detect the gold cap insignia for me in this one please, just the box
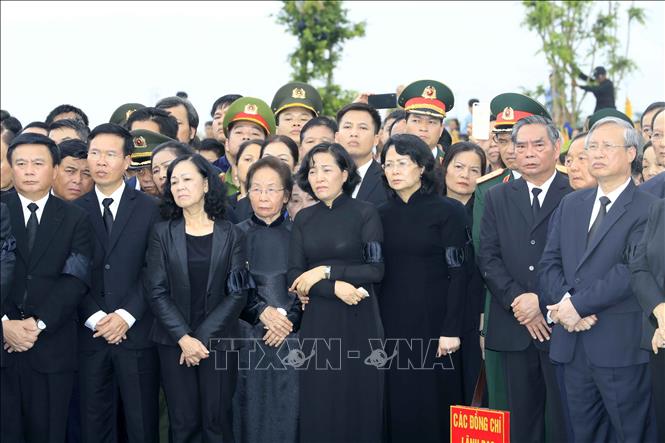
[133,136,146,149]
[422,86,437,99]
[502,107,514,121]
[244,103,258,115]
[292,87,306,99]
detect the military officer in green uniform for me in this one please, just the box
[473,93,551,411]
[398,79,454,164]
[221,97,276,195]
[271,81,323,145]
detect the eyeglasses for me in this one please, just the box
[382,160,415,171]
[584,143,631,153]
[248,187,284,197]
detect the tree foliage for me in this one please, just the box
[275,0,366,116]
[522,0,645,127]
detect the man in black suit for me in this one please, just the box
[540,116,657,442]
[478,115,570,442]
[75,123,161,443]
[1,133,93,443]
[335,102,388,206]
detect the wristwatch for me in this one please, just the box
[323,266,331,280]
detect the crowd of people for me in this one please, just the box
[0,78,664,443]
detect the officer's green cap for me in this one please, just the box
[129,129,174,169]
[271,82,323,117]
[223,97,276,137]
[587,108,634,131]
[490,93,550,133]
[109,103,146,126]
[398,80,454,119]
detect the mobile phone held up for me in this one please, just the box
[368,93,397,109]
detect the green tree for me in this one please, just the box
[521,0,645,128]
[275,0,366,116]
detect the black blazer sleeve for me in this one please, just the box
[0,202,16,304]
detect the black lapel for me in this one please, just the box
[578,182,635,267]
[29,195,65,267]
[107,186,137,255]
[356,161,381,201]
[5,192,28,263]
[532,172,571,231]
[170,218,189,284]
[510,178,533,225]
[206,220,231,293]
[82,191,109,250]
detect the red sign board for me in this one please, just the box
[450,406,510,443]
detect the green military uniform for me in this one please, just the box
[110,102,145,126]
[222,97,276,196]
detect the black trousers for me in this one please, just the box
[79,346,159,443]
[158,344,238,443]
[565,342,657,443]
[1,357,74,443]
[502,343,566,443]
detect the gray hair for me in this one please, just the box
[585,117,643,151]
[511,115,560,146]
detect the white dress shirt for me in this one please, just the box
[352,158,374,199]
[85,182,136,331]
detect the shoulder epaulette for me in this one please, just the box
[476,168,505,185]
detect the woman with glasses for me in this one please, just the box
[234,157,302,443]
[288,142,385,443]
[379,134,468,442]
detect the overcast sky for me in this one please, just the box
[2,1,663,129]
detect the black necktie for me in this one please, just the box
[26,202,38,252]
[587,196,611,245]
[531,187,542,220]
[102,198,114,234]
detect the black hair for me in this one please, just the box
[383,109,406,128]
[58,139,89,159]
[151,141,196,170]
[261,135,299,166]
[45,104,89,126]
[295,142,360,199]
[299,116,338,144]
[237,139,264,161]
[336,102,382,135]
[210,94,243,117]
[1,116,22,135]
[651,108,665,129]
[49,118,90,142]
[24,121,49,132]
[199,138,225,158]
[156,96,199,131]
[441,141,487,195]
[388,115,407,135]
[160,154,227,220]
[380,134,443,196]
[88,123,134,157]
[468,98,479,107]
[7,133,61,166]
[246,156,294,200]
[641,101,665,127]
[126,107,178,140]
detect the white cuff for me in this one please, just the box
[115,309,136,329]
[84,311,107,331]
[1,315,8,322]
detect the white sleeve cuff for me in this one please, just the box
[84,311,107,331]
[115,309,136,329]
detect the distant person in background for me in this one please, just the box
[45,104,89,127]
[460,98,479,140]
[127,108,179,141]
[156,96,199,144]
[575,66,615,112]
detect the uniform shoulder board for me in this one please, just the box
[476,168,505,185]
[555,164,569,176]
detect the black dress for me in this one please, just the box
[234,214,301,443]
[287,193,385,443]
[379,190,468,443]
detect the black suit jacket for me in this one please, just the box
[0,192,92,372]
[355,160,388,207]
[478,172,572,352]
[145,218,250,351]
[75,186,160,350]
[539,182,655,366]
[640,171,665,199]
[630,198,665,350]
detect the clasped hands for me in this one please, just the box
[3,317,41,353]
[290,266,368,308]
[93,312,129,345]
